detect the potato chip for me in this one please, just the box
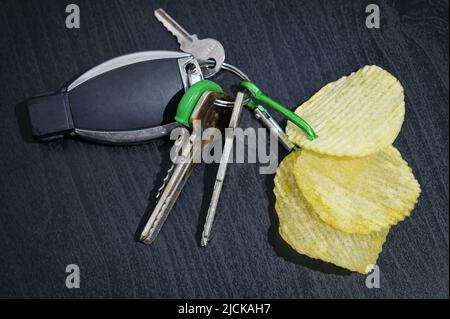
[294,146,421,234]
[286,65,405,157]
[274,151,388,274]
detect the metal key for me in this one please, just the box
[154,8,225,78]
[140,91,231,244]
[201,92,245,246]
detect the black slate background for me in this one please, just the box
[0,0,448,299]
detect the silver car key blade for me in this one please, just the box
[201,92,245,246]
[141,140,199,244]
[155,136,185,200]
[154,8,225,78]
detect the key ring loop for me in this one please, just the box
[198,61,317,141]
[199,61,251,107]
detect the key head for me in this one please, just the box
[180,38,225,79]
[190,91,232,131]
[154,8,225,79]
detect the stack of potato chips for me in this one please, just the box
[275,65,421,274]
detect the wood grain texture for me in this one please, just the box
[0,0,448,298]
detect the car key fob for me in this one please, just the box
[26,51,203,144]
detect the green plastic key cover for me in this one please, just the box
[175,80,224,127]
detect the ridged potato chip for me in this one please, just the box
[274,151,388,274]
[286,65,405,157]
[295,146,421,234]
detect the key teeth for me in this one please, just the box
[155,137,184,200]
[154,8,193,47]
[156,164,175,200]
[154,13,189,43]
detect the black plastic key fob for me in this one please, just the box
[27,51,203,144]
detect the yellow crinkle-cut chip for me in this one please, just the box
[274,151,389,274]
[294,146,421,234]
[286,65,405,157]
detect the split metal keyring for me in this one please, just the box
[199,61,251,107]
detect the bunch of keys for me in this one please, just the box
[26,8,317,245]
[139,79,315,246]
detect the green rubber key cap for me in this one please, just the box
[175,80,224,127]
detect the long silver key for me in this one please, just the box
[201,92,245,246]
[154,8,225,78]
[140,91,231,244]
[140,135,198,244]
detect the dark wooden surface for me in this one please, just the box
[0,0,448,299]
